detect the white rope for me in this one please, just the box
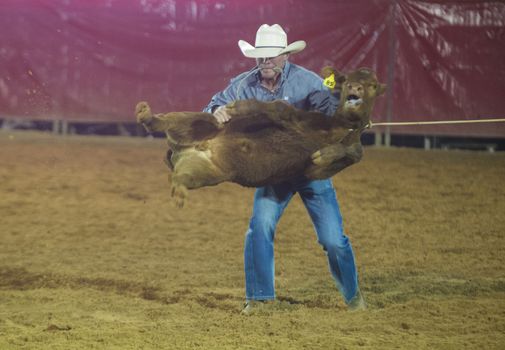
[370,118,505,127]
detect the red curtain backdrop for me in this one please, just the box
[1,0,504,137]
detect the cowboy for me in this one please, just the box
[203,24,366,314]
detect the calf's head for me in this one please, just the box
[340,68,386,118]
[321,66,386,128]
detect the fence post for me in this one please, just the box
[385,0,397,147]
[61,120,68,135]
[52,120,60,134]
[424,136,431,150]
[374,130,382,146]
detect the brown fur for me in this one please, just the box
[136,67,386,207]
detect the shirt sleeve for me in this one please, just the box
[202,70,253,112]
[308,82,340,117]
[202,83,239,113]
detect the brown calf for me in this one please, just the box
[136,68,385,207]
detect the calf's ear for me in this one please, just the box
[320,66,345,92]
[377,83,387,96]
[334,74,347,90]
[320,66,337,78]
[320,66,340,91]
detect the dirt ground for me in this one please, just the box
[0,130,504,350]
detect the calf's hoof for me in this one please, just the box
[310,144,346,167]
[135,101,153,125]
[310,150,323,165]
[171,184,188,208]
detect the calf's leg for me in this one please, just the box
[170,149,229,208]
[305,130,363,179]
[135,101,219,146]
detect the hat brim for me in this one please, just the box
[238,40,306,58]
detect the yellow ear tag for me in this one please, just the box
[323,73,336,89]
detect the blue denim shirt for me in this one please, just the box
[203,62,339,116]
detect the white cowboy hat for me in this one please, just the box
[238,24,306,58]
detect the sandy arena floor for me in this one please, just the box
[0,131,504,349]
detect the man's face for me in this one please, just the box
[256,54,288,80]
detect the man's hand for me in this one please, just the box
[213,105,232,124]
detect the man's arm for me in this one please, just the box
[203,85,237,113]
[307,80,339,117]
[203,78,243,123]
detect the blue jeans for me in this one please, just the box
[244,178,359,304]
